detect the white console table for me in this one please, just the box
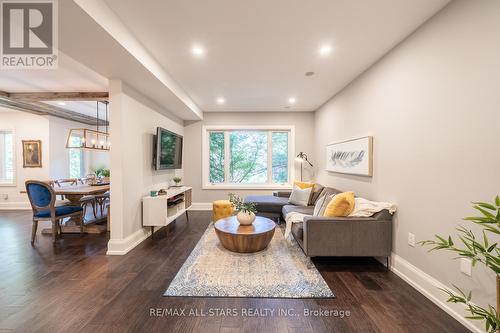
[142,186,192,238]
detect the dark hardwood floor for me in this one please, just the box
[0,210,470,333]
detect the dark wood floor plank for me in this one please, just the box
[0,210,470,333]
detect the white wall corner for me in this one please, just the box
[390,253,485,333]
[106,227,151,255]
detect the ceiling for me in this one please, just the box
[0,0,450,120]
[43,101,109,120]
[0,52,109,122]
[102,0,450,112]
[0,52,107,92]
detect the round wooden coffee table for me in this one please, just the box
[214,216,276,253]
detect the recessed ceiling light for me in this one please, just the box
[191,46,205,56]
[217,97,225,104]
[57,101,66,106]
[319,45,332,56]
[288,97,296,104]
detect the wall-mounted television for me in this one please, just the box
[153,127,183,170]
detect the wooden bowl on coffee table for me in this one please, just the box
[214,216,276,253]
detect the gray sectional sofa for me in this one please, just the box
[244,185,393,260]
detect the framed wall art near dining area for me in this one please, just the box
[22,140,42,168]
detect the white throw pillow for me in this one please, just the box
[313,193,336,216]
[288,185,313,207]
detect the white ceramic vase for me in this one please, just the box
[236,211,256,225]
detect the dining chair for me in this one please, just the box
[25,180,84,244]
[81,174,108,217]
[80,174,97,185]
[95,191,110,216]
[48,179,71,205]
[78,176,98,220]
[55,178,78,188]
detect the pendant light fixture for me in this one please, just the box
[66,101,110,151]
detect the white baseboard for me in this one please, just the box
[190,202,212,211]
[0,201,31,210]
[390,253,483,333]
[107,227,152,255]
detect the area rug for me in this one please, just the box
[164,223,335,298]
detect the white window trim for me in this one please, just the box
[68,135,85,179]
[0,129,16,187]
[202,125,295,190]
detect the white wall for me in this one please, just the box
[108,80,184,254]
[0,110,50,208]
[313,1,499,331]
[183,112,315,204]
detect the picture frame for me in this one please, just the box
[22,140,42,168]
[325,136,373,176]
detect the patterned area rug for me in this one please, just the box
[164,223,335,298]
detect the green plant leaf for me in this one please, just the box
[495,195,500,207]
[473,202,497,211]
[474,206,496,219]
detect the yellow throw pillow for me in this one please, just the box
[293,181,314,189]
[323,192,355,217]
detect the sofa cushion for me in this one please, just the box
[309,184,325,205]
[324,191,355,217]
[245,195,289,213]
[313,192,334,216]
[321,186,343,197]
[293,181,315,189]
[282,204,314,217]
[288,185,312,206]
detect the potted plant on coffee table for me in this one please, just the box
[228,193,257,225]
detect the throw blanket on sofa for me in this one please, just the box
[284,212,310,241]
[348,197,397,217]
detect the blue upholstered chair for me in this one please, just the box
[25,180,84,244]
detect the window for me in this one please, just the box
[68,135,84,178]
[0,130,15,186]
[203,126,294,189]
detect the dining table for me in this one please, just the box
[43,184,110,235]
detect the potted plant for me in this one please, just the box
[420,196,500,333]
[228,193,257,225]
[172,176,182,186]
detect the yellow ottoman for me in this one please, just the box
[212,200,234,221]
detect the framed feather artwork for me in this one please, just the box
[325,136,373,176]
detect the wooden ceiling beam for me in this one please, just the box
[7,91,108,101]
[0,97,108,126]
